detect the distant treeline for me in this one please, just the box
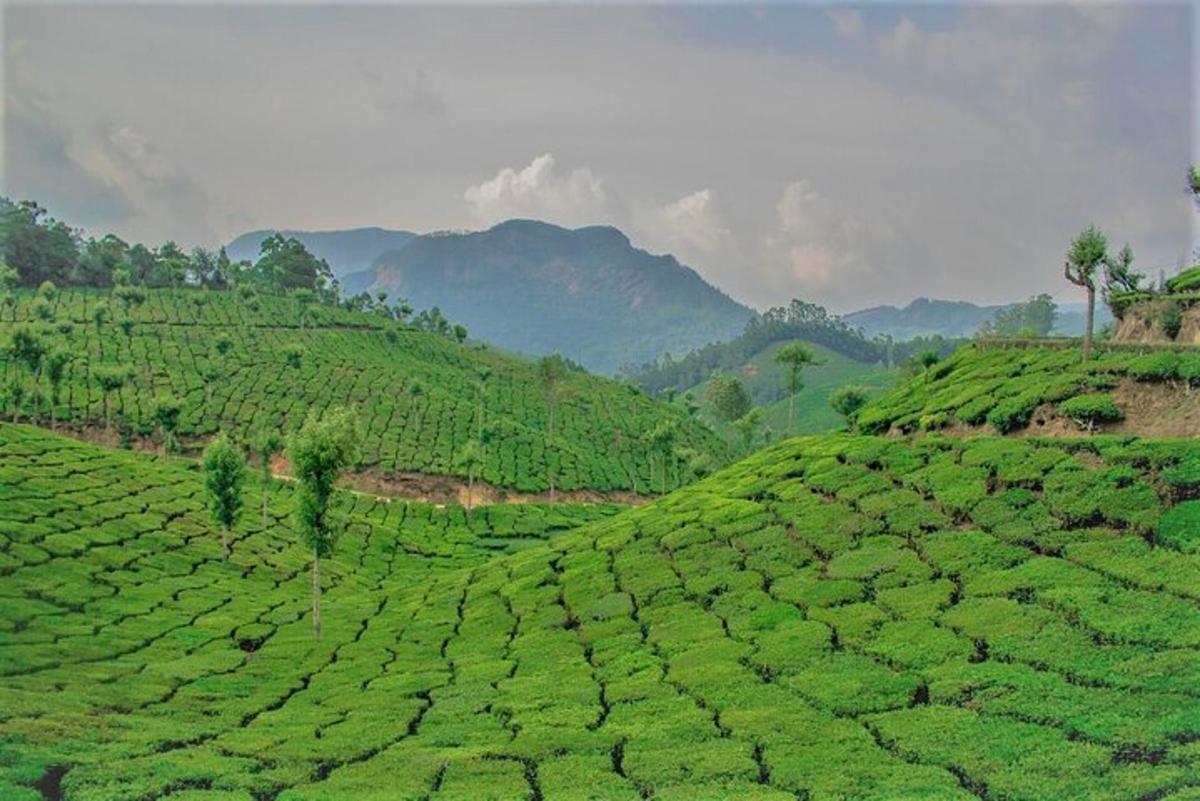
[625,299,962,395]
[0,198,468,340]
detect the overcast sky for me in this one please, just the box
[3,3,1196,311]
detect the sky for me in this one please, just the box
[2,2,1196,312]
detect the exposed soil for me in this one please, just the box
[938,379,1200,440]
[1112,302,1200,346]
[31,423,645,508]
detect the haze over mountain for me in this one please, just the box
[347,219,753,374]
[843,297,1109,339]
[226,227,417,280]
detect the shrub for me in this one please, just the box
[919,412,949,431]
[1161,302,1183,340]
[986,395,1038,433]
[1058,394,1124,428]
[1155,501,1200,552]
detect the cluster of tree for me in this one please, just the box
[203,408,360,641]
[978,294,1058,338]
[0,198,335,297]
[626,298,963,396]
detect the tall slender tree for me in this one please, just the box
[773,342,816,433]
[253,430,284,529]
[44,348,72,430]
[537,355,568,500]
[289,407,360,641]
[1065,226,1109,362]
[203,432,246,560]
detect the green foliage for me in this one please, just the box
[829,385,868,422]
[289,407,361,559]
[1156,501,1200,552]
[1058,394,1124,427]
[986,394,1038,433]
[1161,302,1183,340]
[203,431,246,556]
[708,374,751,423]
[979,294,1057,337]
[1166,266,1200,294]
[2,426,1198,799]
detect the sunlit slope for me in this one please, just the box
[857,342,1200,437]
[0,289,730,493]
[4,424,1200,799]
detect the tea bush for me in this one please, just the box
[0,289,729,494]
[2,424,1198,799]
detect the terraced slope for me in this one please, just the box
[4,424,1200,800]
[858,342,1200,437]
[0,289,729,493]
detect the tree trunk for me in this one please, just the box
[222,525,230,560]
[467,466,475,511]
[312,554,322,641]
[787,392,795,433]
[1083,286,1095,362]
[261,481,269,530]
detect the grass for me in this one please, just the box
[0,289,730,494]
[3,422,1199,799]
[857,342,1200,435]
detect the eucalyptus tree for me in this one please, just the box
[774,342,816,433]
[252,430,284,529]
[203,432,246,560]
[44,348,73,429]
[288,407,360,641]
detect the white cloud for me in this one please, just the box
[761,180,875,300]
[463,153,610,228]
[655,189,738,259]
[826,9,864,42]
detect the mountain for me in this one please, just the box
[356,219,755,374]
[226,227,418,279]
[843,297,1112,339]
[842,297,1002,339]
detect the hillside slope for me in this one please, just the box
[360,220,754,374]
[3,424,1199,800]
[0,289,729,494]
[226,228,418,279]
[857,342,1200,438]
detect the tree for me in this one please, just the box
[7,326,47,424]
[733,408,765,453]
[646,421,678,494]
[538,355,569,499]
[253,430,284,529]
[455,440,483,510]
[255,234,333,293]
[44,348,73,429]
[288,407,361,640]
[0,201,79,286]
[1189,165,1199,208]
[708,374,751,423]
[1064,226,1108,362]
[910,350,941,380]
[214,334,233,356]
[1102,244,1144,315]
[203,433,246,560]
[453,324,468,344]
[829,386,868,426]
[979,295,1058,337]
[94,365,130,433]
[774,342,816,433]
[151,394,183,453]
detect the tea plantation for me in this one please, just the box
[4,422,1200,800]
[0,289,729,493]
[856,342,1200,436]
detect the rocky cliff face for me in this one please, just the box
[1112,300,1200,345]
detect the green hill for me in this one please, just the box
[857,341,1200,438]
[225,228,418,281]
[0,288,729,494]
[4,423,1200,800]
[698,339,898,436]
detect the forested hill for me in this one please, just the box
[350,219,754,374]
[843,297,1004,339]
[226,227,418,279]
[627,299,958,396]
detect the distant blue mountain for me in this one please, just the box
[226,227,417,280]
